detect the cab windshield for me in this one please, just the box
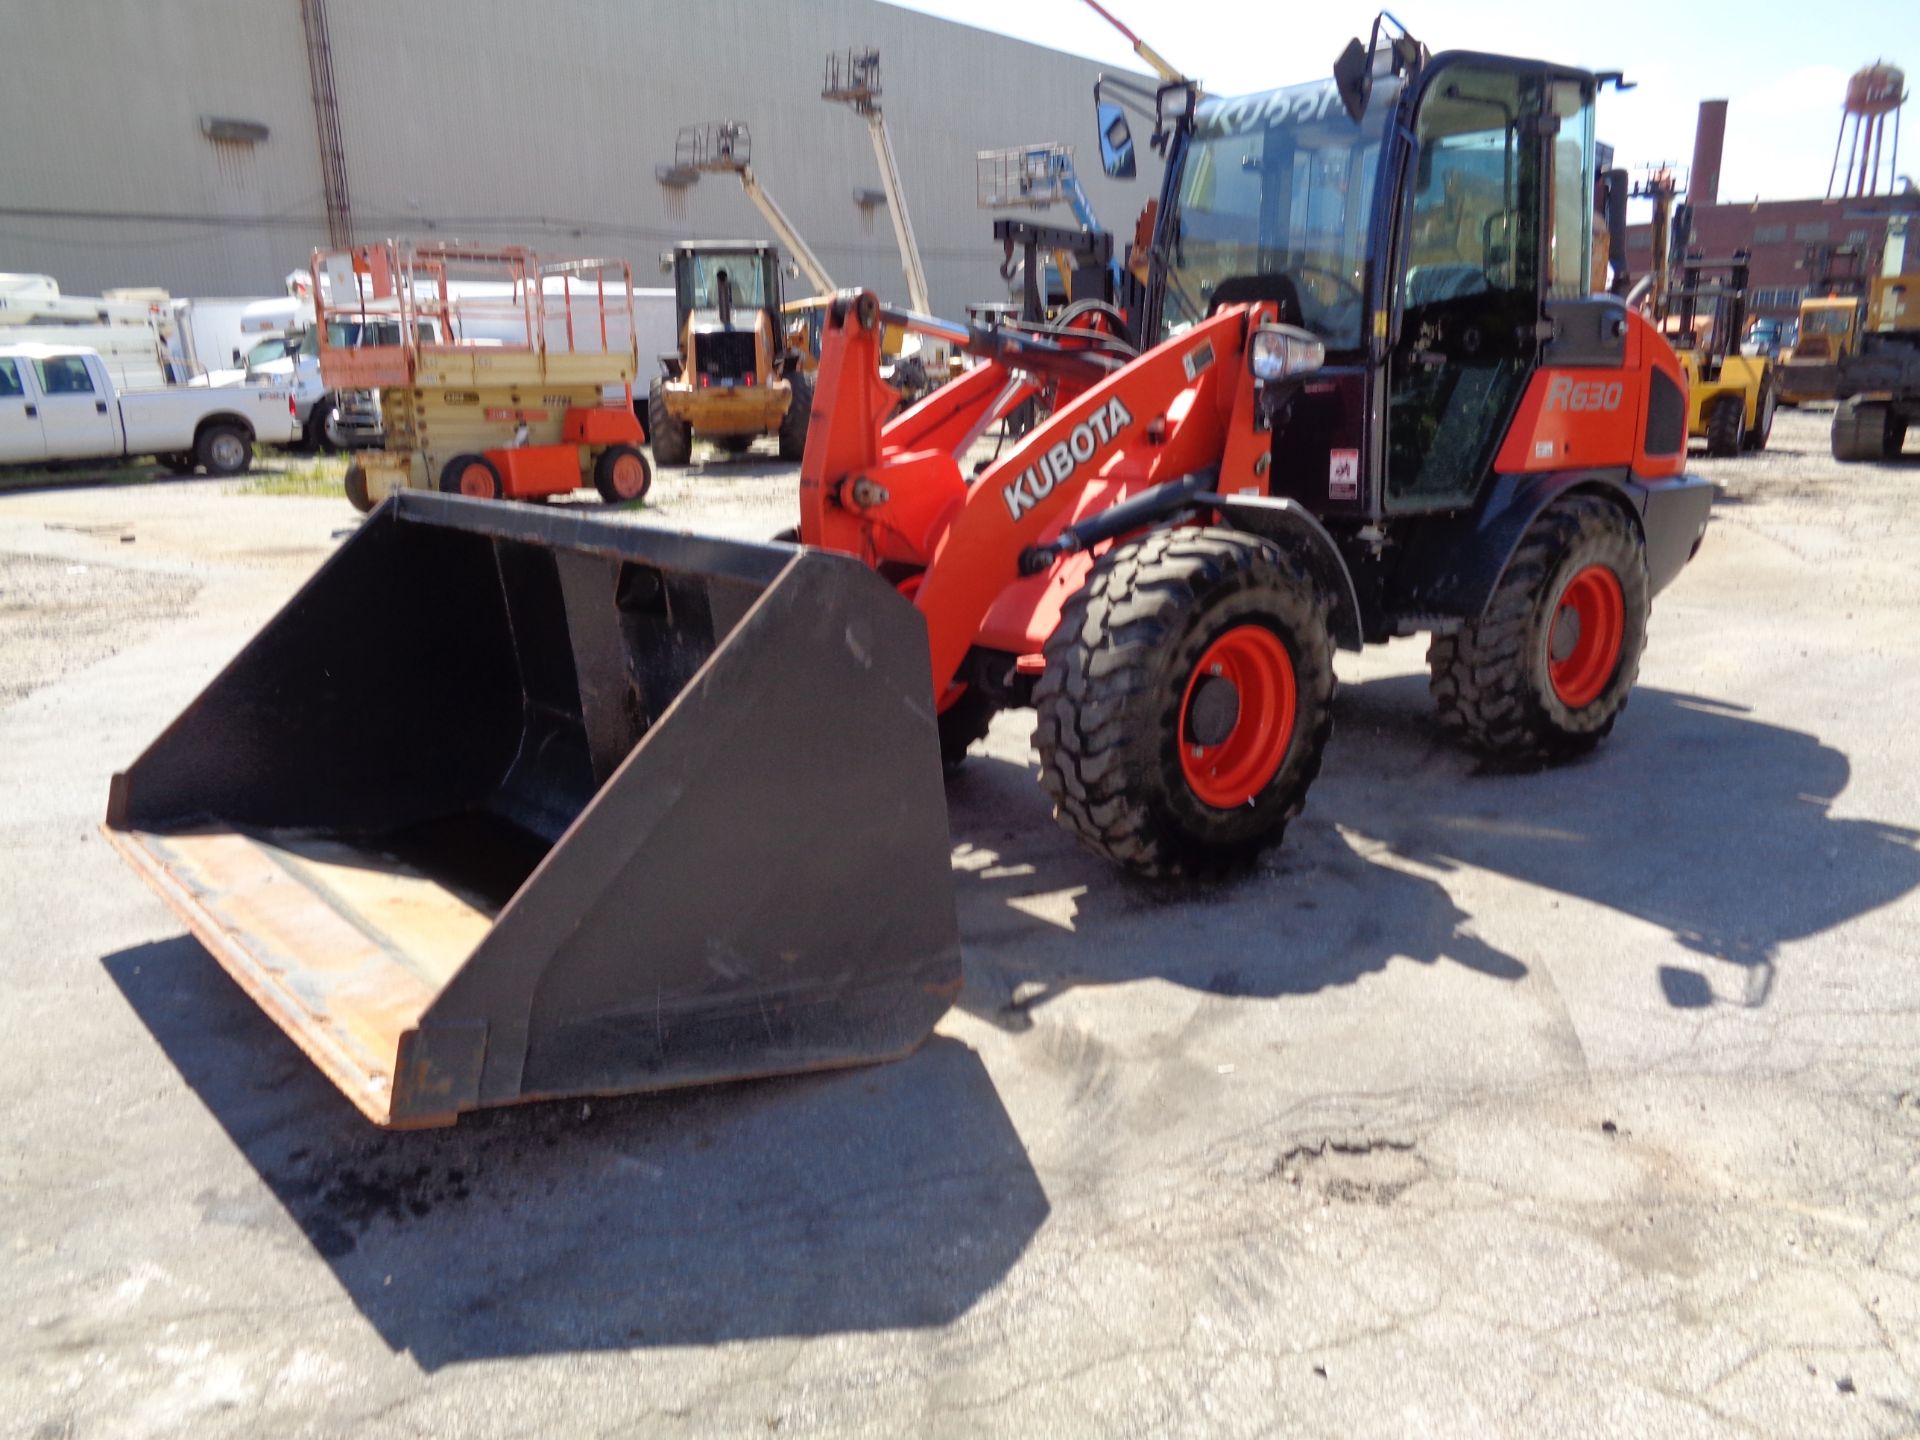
[679,252,772,313]
[1164,78,1397,350]
[1801,305,1855,337]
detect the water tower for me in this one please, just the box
[1827,63,1907,198]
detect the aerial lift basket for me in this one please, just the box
[104,493,961,1128]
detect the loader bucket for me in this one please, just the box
[105,492,961,1128]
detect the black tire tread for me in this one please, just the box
[1427,494,1647,763]
[777,371,814,461]
[1704,393,1744,458]
[1035,527,1336,880]
[1831,397,1887,462]
[647,380,693,467]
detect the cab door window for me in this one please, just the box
[1386,66,1544,510]
[34,355,97,395]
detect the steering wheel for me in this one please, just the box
[1289,263,1364,312]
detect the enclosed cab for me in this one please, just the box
[647,241,811,465]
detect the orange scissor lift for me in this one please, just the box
[316,242,652,512]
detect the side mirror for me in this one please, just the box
[1334,38,1372,122]
[1095,100,1136,179]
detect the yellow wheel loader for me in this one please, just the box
[646,242,811,465]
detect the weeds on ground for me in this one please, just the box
[239,453,348,497]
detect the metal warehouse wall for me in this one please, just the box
[0,0,1149,315]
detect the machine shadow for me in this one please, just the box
[944,728,1534,1028]
[944,679,1920,1022]
[102,939,1047,1371]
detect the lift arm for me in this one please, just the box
[825,52,933,316]
[862,111,933,314]
[800,290,1261,697]
[732,167,837,297]
[673,123,838,297]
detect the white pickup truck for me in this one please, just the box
[0,343,298,474]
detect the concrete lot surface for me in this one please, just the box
[3,410,1918,1437]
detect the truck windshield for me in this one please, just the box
[244,336,292,370]
[1163,78,1397,351]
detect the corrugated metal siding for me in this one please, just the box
[0,0,1150,314]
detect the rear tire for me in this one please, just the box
[1831,397,1890,462]
[343,463,373,513]
[777,372,813,461]
[439,452,501,499]
[1428,494,1648,763]
[593,443,652,503]
[647,380,693,467]
[196,423,252,477]
[1704,394,1744,458]
[1742,375,1775,452]
[1035,527,1336,880]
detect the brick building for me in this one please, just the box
[1624,193,1920,323]
[1622,95,1918,324]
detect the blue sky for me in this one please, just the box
[882,0,1920,203]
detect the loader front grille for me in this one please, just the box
[694,330,758,385]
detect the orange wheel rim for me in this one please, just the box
[1179,624,1296,808]
[1548,564,1625,708]
[458,463,494,498]
[610,453,646,498]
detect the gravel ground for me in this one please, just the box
[2,407,1918,1438]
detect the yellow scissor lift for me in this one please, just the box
[316,242,652,512]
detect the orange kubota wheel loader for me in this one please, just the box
[796,36,1713,880]
[98,29,1715,1129]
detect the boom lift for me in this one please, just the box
[674,121,837,298]
[823,51,931,316]
[104,20,1712,1127]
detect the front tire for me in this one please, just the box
[343,463,373,513]
[593,443,652,503]
[777,371,814,462]
[1428,494,1649,763]
[1704,394,1744,458]
[303,395,338,453]
[647,380,693,467]
[439,452,501,499]
[1742,375,1776,452]
[1035,527,1336,880]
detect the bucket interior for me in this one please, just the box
[107,506,783,1120]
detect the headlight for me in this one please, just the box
[1248,324,1326,383]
